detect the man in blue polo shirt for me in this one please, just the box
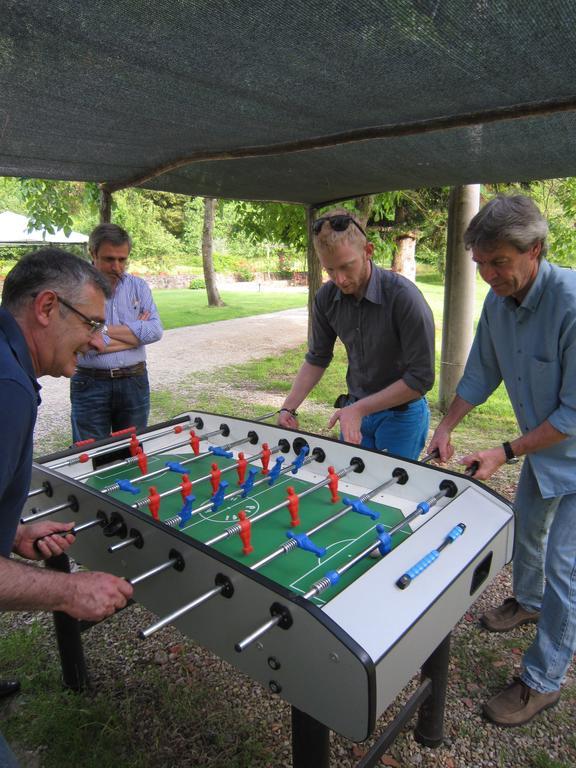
[278,210,435,460]
[429,195,576,726]
[0,249,133,766]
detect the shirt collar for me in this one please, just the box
[0,307,42,402]
[333,260,381,303]
[503,258,550,313]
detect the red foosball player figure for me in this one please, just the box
[129,433,140,457]
[180,473,193,502]
[210,463,221,494]
[237,510,253,555]
[286,486,300,526]
[136,446,148,475]
[148,486,161,520]
[327,465,340,503]
[189,430,200,456]
[237,452,248,485]
[261,442,271,475]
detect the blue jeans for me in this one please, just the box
[359,398,430,460]
[0,732,19,767]
[514,460,576,693]
[70,372,150,442]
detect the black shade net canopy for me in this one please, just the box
[1,0,576,205]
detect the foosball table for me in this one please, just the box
[23,411,514,767]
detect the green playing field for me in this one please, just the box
[87,452,410,606]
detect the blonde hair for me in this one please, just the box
[313,208,366,253]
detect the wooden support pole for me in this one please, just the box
[438,185,480,413]
[306,206,322,344]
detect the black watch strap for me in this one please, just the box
[502,441,517,463]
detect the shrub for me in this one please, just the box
[234,265,253,282]
[189,278,206,290]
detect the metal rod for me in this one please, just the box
[71,518,102,534]
[108,535,140,553]
[170,454,315,528]
[139,584,223,638]
[143,444,283,516]
[235,615,280,653]
[76,431,196,482]
[27,486,48,498]
[253,410,280,422]
[21,499,75,524]
[303,485,455,600]
[204,455,322,546]
[121,434,258,498]
[57,416,194,467]
[252,469,403,570]
[129,558,179,586]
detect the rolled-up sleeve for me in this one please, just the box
[395,285,435,394]
[305,290,336,369]
[457,307,503,405]
[547,319,576,436]
[123,282,163,345]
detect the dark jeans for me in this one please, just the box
[360,398,430,459]
[70,372,150,442]
[0,732,19,767]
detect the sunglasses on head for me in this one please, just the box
[312,215,367,239]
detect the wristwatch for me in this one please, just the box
[502,441,519,464]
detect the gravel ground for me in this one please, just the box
[34,307,309,451]
[4,308,576,768]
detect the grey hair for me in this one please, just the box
[89,223,132,255]
[464,195,548,257]
[1,248,111,314]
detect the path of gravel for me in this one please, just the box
[34,307,309,450]
[9,307,576,767]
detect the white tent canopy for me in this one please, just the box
[0,211,88,247]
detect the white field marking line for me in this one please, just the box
[179,476,295,531]
[191,499,262,526]
[289,520,396,591]
[289,583,327,607]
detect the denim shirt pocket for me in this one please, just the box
[528,356,560,423]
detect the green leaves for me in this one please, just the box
[19,177,76,235]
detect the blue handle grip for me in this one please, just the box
[397,524,466,589]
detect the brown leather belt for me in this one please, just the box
[77,362,147,379]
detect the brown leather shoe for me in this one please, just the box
[480,597,540,632]
[483,678,560,726]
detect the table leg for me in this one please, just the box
[46,553,89,691]
[414,632,451,747]
[291,706,330,768]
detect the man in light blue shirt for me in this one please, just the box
[429,195,576,726]
[71,224,163,441]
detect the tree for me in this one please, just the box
[202,197,224,307]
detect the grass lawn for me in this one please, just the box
[192,276,518,460]
[152,288,307,330]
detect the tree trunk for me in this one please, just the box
[202,197,224,307]
[392,232,418,282]
[306,206,322,343]
[438,185,480,412]
[99,189,112,224]
[355,195,374,230]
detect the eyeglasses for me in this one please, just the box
[312,215,367,239]
[56,295,107,335]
